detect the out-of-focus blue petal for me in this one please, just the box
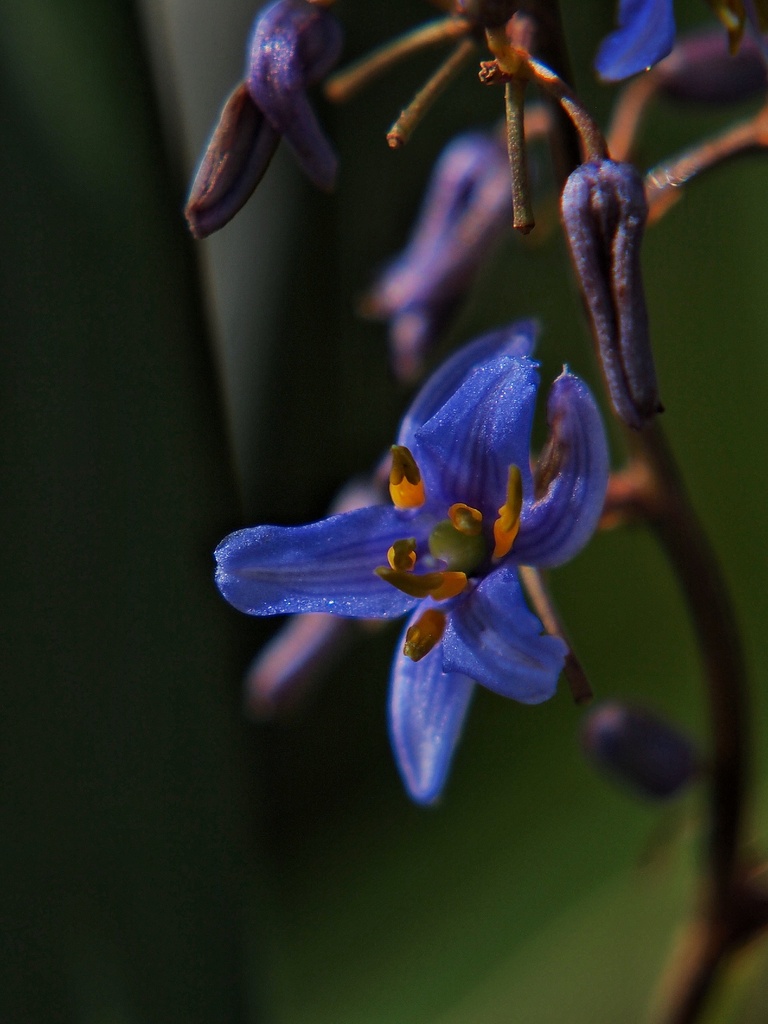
[366,131,513,380]
[398,319,539,447]
[247,0,343,190]
[371,132,510,309]
[515,371,609,567]
[442,568,566,702]
[244,612,353,716]
[595,0,676,81]
[389,611,475,804]
[412,356,539,515]
[215,506,427,617]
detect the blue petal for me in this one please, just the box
[442,568,566,703]
[595,0,676,81]
[515,371,609,567]
[412,356,539,515]
[215,506,427,617]
[389,612,475,805]
[246,0,343,190]
[398,320,539,446]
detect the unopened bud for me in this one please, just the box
[582,701,699,800]
[185,83,280,239]
[657,28,767,105]
[561,159,660,430]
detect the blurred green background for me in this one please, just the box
[2,1,768,1022]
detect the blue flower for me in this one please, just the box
[595,0,676,81]
[596,0,768,80]
[215,321,609,803]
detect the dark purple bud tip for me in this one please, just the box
[185,83,280,238]
[561,159,661,430]
[247,0,343,191]
[657,28,767,105]
[582,701,700,800]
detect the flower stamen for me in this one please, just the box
[493,464,523,559]
[403,608,447,662]
[448,503,483,536]
[375,566,467,600]
[387,538,418,571]
[389,445,426,509]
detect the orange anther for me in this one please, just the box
[403,609,447,662]
[389,446,426,509]
[493,464,523,559]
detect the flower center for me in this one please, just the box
[377,448,524,602]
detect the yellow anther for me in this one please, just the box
[387,538,417,572]
[403,609,447,663]
[448,503,483,537]
[375,567,468,601]
[389,445,426,509]
[493,464,523,560]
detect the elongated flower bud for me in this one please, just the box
[582,701,699,800]
[561,159,660,430]
[656,28,767,105]
[185,83,280,239]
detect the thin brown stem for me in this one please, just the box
[324,17,471,104]
[605,424,753,1022]
[606,70,660,163]
[504,78,535,233]
[635,425,749,915]
[519,566,593,704]
[525,56,608,161]
[387,38,477,148]
[646,103,768,223]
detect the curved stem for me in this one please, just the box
[324,17,471,103]
[646,103,768,223]
[634,425,749,911]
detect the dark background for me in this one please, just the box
[2,0,768,1021]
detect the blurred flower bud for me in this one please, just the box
[364,130,512,382]
[561,159,660,430]
[656,27,767,104]
[247,0,343,191]
[185,84,280,239]
[582,701,700,800]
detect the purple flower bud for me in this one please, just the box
[656,28,767,105]
[364,131,512,382]
[561,159,660,430]
[582,701,700,800]
[247,0,343,191]
[185,83,280,239]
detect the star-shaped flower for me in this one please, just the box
[215,321,609,803]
